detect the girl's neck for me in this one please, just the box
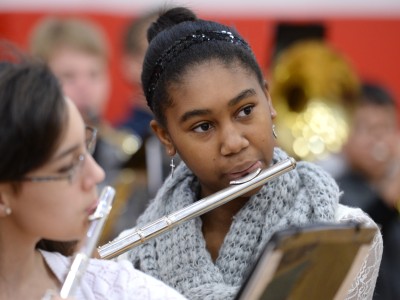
[0,243,59,299]
[201,196,249,261]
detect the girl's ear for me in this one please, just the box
[0,184,12,217]
[150,120,176,156]
[263,81,277,119]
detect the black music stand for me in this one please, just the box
[235,222,377,300]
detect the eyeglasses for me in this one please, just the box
[20,126,97,184]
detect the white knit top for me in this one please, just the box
[40,250,186,300]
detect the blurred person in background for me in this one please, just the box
[336,82,400,299]
[119,9,159,141]
[29,17,141,242]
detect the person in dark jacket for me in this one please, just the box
[337,82,400,299]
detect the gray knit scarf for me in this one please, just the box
[128,148,339,300]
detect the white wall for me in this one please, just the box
[1,0,400,17]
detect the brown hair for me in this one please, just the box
[30,17,109,62]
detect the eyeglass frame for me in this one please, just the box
[19,126,98,183]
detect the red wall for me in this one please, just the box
[1,12,399,124]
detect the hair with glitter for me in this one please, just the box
[141,7,264,127]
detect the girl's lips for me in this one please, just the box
[227,161,262,181]
[87,199,99,216]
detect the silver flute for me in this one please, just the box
[98,157,296,260]
[59,186,116,299]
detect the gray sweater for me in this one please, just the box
[127,148,339,299]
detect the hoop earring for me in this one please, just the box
[170,156,176,178]
[272,124,278,139]
[4,207,12,216]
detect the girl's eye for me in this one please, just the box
[58,162,75,174]
[237,105,254,118]
[57,154,81,174]
[193,122,212,133]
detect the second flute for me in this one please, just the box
[98,157,296,259]
[60,186,116,299]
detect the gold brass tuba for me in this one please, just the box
[269,40,360,161]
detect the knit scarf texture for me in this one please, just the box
[128,148,339,300]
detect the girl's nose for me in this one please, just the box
[220,124,249,156]
[83,154,106,187]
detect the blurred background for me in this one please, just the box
[1,0,400,240]
[2,5,400,296]
[1,0,399,131]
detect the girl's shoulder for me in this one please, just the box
[40,250,186,299]
[335,203,378,227]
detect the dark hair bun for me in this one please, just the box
[147,7,198,42]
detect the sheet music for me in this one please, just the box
[235,223,377,300]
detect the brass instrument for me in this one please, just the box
[59,186,116,299]
[98,157,297,259]
[99,123,142,161]
[270,40,360,161]
[95,123,143,244]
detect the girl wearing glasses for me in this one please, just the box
[0,53,186,299]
